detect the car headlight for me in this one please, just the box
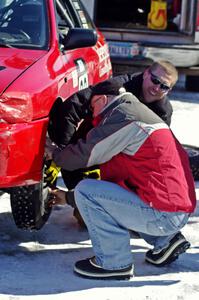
[0,92,33,123]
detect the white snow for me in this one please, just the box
[0,76,199,300]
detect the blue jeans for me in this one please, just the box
[74,179,190,270]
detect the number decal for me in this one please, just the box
[73,58,89,90]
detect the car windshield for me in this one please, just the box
[0,0,48,49]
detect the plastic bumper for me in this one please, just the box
[0,117,48,188]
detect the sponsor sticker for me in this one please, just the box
[72,58,89,90]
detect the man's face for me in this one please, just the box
[142,67,175,103]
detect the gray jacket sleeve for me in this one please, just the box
[52,110,133,171]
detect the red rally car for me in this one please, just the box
[0,0,112,230]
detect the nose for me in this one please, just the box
[153,84,161,92]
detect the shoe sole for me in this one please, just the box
[145,240,190,267]
[74,266,134,280]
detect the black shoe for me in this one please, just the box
[145,232,190,267]
[74,257,134,280]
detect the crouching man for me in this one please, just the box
[46,81,196,280]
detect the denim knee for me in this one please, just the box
[74,179,98,210]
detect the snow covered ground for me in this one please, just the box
[0,76,199,300]
[170,76,199,147]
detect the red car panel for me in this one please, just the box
[0,0,112,189]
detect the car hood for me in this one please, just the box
[0,48,47,95]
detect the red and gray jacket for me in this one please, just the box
[53,92,196,213]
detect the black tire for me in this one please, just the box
[10,181,52,230]
[183,144,199,181]
[185,75,199,92]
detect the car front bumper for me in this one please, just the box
[0,117,48,188]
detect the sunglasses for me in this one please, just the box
[150,73,171,92]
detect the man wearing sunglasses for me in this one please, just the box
[112,60,178,126]
[48,60,177,159]
[104,60,176,125]
[48,60,177,152]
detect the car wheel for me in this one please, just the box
[183,144,199,181]
[10,181,52,230]
[185,75,199,92]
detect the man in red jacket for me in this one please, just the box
[46,60,178,226]
[46,80,196,280]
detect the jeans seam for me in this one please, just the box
[81,193,105,264]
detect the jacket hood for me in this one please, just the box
[0,48,46,95]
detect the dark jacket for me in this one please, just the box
[112,73,173,125]
[48,72,173,147]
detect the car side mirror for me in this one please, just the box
[61,28,98,50]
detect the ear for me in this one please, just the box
[101,95,108,106]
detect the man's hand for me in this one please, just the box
[48,188,66,206]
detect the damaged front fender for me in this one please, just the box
[0,92,33,123]
[0,118,48,188]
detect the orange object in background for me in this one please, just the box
[148,0,167,30]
